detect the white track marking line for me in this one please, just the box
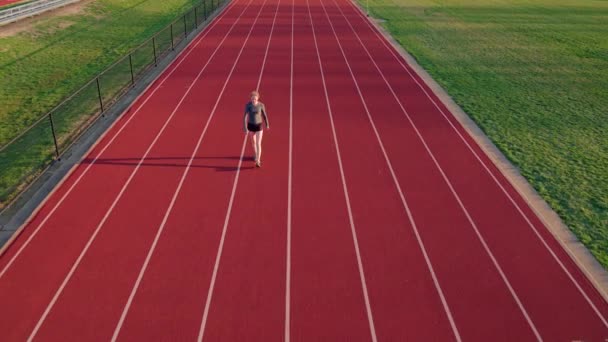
[26,1,255,340]
[285,0,294,340]
[112,0,280,339]
[306,1,377,340]
[194,0,279,339]
[257,0,280,88]
[196,136,247,342]
[329,0,544,339]
[316,1,462,340]
[111,137,247,342]
[0,0,238,279]
[344,0,608,322]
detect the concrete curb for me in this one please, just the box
[348,0,608,301]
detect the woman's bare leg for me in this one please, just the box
[255,130,263,163]
[250,132,258,161]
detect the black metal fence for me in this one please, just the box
[0,0,226,206]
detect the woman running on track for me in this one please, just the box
[243,90,270,168]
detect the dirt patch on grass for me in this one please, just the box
[0,0,95,37]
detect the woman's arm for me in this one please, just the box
[262,105,270,129]
[243,104,249,132]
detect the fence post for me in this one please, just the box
[152,37,157,66]
[203,0,207,20]
[48,113,60,159]
[170,24,174,50]
[96,77,104,115]
[194,7,198,27]
[129,54,135,86]
[183,14,187,37]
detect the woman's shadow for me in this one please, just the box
[81,156,256,172]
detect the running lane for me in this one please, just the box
[0,2,239,340]
[306,0,459,339]
[288,0,371,340]
[330,0,608,339]
[202,0,291,340]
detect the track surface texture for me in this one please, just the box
[0,0,25,7]
[1,0,607,340]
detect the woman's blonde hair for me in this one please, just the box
[250,90,260,98]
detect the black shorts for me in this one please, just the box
[247,123,263,132]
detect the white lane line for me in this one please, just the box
[350,3,608,328]
[344,0,608,324]
[316,0,462,340]
[285,0,294,340]
[195,0,279,339]
[26,1,256,340]
[0,0,238,279]
[328,0,543,339]
[257,0,281,88]
[195,136,247,342]
[306,1,377,340]
[112,0,278,340]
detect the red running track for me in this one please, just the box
[0,0,25,7]
[0,0,607,339]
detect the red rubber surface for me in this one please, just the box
[0,0,607,340]
[0,0,25,7]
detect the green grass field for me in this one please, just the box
[0,0,207,206]
[358,0,608,268]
